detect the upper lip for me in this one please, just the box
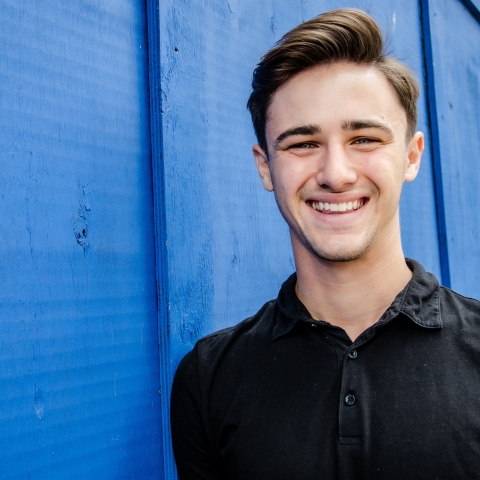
[306,195,368,204]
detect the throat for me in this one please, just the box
[295,256,412,341]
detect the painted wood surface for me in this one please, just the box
[0,1,162,478]
[154,1,444,477]
[1,0,478,478]
[427,0,480,297]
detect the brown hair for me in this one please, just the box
[247,8,419,153]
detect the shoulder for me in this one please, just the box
[198,299,275,349]
[438,285,480,333]
[173,299,277,387]
[439,285,480,314]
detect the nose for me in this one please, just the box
[315,142,358,191]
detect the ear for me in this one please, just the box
[253,144,274,192]
[404,131,424,183]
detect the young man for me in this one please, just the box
[171,9,480,479]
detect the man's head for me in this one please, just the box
[247,8,419,155]
[248,9,424,265]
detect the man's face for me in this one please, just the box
[253,62,423,264]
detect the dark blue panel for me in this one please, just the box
[427,0,480,297]
[0,1,162,478]
[145,0,170,478]
[156,1,441,477]
[419,0,451,286]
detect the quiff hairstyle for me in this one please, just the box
[247,8,420,153]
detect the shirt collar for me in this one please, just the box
[272,258,442,341]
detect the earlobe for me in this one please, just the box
[253,144,274,191]
[404,131,424,183]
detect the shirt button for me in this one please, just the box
[348,350,358,359]
[344,394,356,406]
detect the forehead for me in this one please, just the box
[266,62,407,139]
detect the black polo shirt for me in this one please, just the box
[171,260,480,479]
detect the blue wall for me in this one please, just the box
[0,1,162,478]
[426,0,480,296]
[1,0,479,478]
[153,0,480,478]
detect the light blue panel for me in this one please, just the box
[159,1,297,366]
[428,0,480,297]
[157,1,441,478]
[0,1,162,478]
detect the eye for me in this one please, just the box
[352,137,379,145]
[288,142,318,149]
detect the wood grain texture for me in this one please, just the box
[427,0,480,297]
[2,0,475,477]
[419,0,451,287]
[0,1,162,478]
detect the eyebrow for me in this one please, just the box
[273,124,321,150]
[341,119,394,136]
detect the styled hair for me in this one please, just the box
[247,8,419,153]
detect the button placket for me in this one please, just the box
[338,345,362,445]
[343,350,358,410]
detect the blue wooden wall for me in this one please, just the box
[1,0,479,478]
[0,1,162,478]
[424,0,480,296]
[153,0,480,478]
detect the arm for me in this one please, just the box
[170,350,224,480]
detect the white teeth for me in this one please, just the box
[310,199,365,212]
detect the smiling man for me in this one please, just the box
[252,59,422,341]
[171,9,480,479]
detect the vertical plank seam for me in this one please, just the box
[418,0,451,287]
[145,0,176,478]
[458,0,480,23]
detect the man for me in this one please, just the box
[171,9,480,479]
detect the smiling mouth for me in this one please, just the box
[308,198,367,213]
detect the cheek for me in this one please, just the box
[271,157,310,191]
[365,154,406,188]
[271,159,299,194]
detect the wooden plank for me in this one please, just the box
[419,0,451,286]
[145,0,171,478]
[427,0,480,297]
[0,1,162,477]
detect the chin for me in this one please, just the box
[310,247,370,263]
[305,232,376,264]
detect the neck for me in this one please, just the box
[294,237,412,342]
